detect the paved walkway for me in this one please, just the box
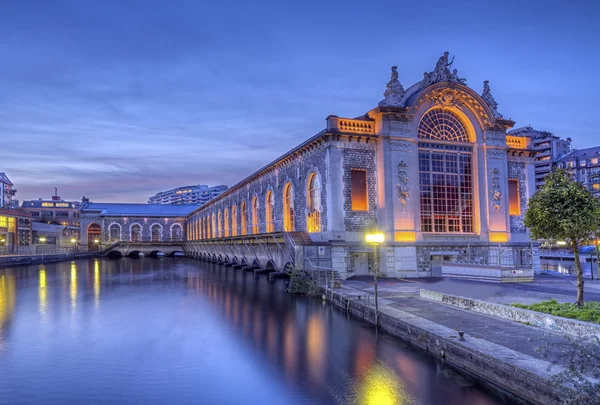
[341,276,597,366]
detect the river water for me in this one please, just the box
[0,258,508,405]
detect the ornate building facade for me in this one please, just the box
[184,53,538,280]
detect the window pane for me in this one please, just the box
[350,170,368,211]
[508,179,521,216]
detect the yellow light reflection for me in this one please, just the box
[94,259,100,308]
[70,262,77,310]
[357,365,409,405]
[39,269,47,316]
[307,314,325,381]
[0,275,16,335]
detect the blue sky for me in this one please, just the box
[1,0,598,202]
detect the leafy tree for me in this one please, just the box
[524,169,600,306]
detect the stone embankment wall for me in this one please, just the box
[0,252,100,268]
[323,288,564,405]
[420,289,600,339]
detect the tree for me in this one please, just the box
[524,169,600,306]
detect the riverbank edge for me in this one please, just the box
[0,252,101,268]
[420,288,600,339]
[321,286,564,405]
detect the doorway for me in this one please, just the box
[353,252,369,276]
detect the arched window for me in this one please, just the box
[417,109,469,142]
[307,173,321,233]
[88,223,102,250]
[283,183,295,232]
[171,224,183,241]
[217,210,222,238]
[211,213,216,238]
[108,223,121,241]
[265,190,274,233]
[224,208,230,237]
[231,205,238,236]
[130,223,142,242]
[418,109,474,233]
[151,223,162,242]
[241,202,247,235]
[251,196,259,234]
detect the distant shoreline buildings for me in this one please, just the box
[148,185,227,205]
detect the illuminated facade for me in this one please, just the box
[185,53,538,280]
[148,184,227,205]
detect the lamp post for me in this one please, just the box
[365,232,384,327]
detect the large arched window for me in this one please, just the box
[283,183,295,232]
[241,202,247,236]
[251,196,259,234]
[307,173,321,233]
[418,109,474,233]
[224,208,230,237]
[265,190,274,233]
[151,223,162,242]
[417,109,469,142]
[108,223,121,242]
[211,213,216,238]
[171,224,183,241]
[130,223,142,242]
[217,210,223,238]
[231,205,238,236]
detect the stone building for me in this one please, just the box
[79,202,197,251]
[185,53,539,280]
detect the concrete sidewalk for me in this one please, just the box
[342,277,589,365]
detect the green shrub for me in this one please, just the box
[512,299,600,324]
[287,269,321,296]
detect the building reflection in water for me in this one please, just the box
[39,267,47,318]
[0,273,16,344]
[94,259,101,308]
[70,262,77,310]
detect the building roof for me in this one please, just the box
[81,203,198,217]
[556,146,600,163]
[0,173,13,186]
[22,199,79,208]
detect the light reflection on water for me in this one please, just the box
[0,258,507,405]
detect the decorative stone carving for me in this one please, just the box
[490,168,502,212]
[421,52,467,87]
[396,161,410,208]
[379,66,405,107]
[417,88,491,129]
[482,80,503,119]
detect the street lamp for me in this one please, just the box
[39,237,46,244]
[365,232,384,326]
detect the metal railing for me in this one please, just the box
[445,247,533,269]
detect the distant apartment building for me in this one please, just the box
[508,126,571,190]
[555,146,600,198]
[0,172,19,209]
[21,193,81,227]
[148,185,228,205]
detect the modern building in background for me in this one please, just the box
[556,146,600,198]
[148,185,227,205]
[21,192,81,227]
[508,126,571,190]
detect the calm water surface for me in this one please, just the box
[0,258,508,405]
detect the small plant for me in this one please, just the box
[512,299,600,324]
[287,269,321,296]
